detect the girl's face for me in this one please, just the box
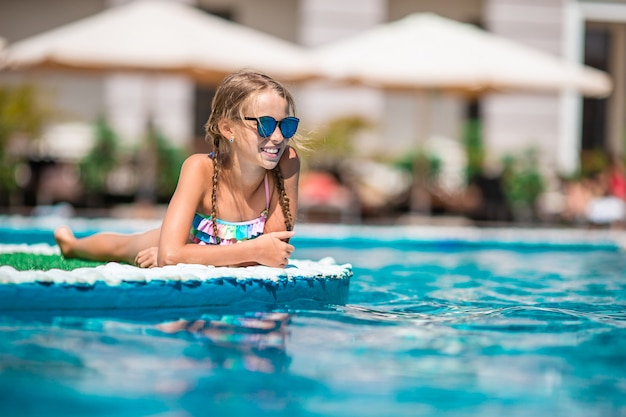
[236,90,292,171]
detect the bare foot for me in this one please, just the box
[54,226,76,258]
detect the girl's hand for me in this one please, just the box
[254,231,295,268]
[135,246,159,268]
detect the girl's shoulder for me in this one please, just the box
[182,153,215,173]
[176,154,214,196]
[282,145,300,159]
[279,146,301,175]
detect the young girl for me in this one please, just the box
[54,70,300,269]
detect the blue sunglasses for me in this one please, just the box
[244,116,299,139]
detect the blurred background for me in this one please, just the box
[0,0,625,228]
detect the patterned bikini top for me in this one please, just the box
[189,173,270,245]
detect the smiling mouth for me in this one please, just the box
[261,147,280,155]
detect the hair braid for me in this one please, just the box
[272,166,293,231]
[211,138,221,244]
[203,70,299,241]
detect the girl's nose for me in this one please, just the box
[269,129,284,143]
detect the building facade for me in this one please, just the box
[1,0,624,179]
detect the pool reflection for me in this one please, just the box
[157,312,292,374]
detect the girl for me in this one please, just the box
[54,70,300,269]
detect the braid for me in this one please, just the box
[272,167,293,231]
[211,138,221,244]
[202,70,299,240]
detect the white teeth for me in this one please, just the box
[263,148,279,154]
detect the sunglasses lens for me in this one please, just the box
[257,116,277,138]
[279,117,299,139]
[252,116,299,139]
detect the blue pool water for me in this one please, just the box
[1,219,625,417]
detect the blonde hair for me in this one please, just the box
[204,70,296,242]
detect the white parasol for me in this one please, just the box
[1,0,312,83]
[311,13,611,97]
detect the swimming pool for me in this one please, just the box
[1,217,625,417]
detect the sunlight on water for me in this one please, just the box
[1,225,625,417]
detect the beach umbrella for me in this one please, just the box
[311,13,612,97]
[1,0,312,83]
[0,0,313,204]
[310,13,613,214]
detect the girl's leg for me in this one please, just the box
[54,226,161,264]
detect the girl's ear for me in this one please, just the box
[218,119,235,139]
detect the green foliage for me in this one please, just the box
[304,115,372,167]
[502,148,545,206]
[154,130,186,200]
[394,149,441,181]
[0,252,105,271]
[78,120,186,200]
[79,118,119,193]
[579,149,608,177]
[0,157,17,193]
[463,119,485,182]
[0,84,50,191]
[0,84,48,145]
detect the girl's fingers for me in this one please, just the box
[267,230,295,241]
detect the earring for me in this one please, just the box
[229,136,234,143]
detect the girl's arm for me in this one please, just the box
[157,154,207,266]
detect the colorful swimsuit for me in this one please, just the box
[189,174,269,245]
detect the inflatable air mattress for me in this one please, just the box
[0,244,352,311]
